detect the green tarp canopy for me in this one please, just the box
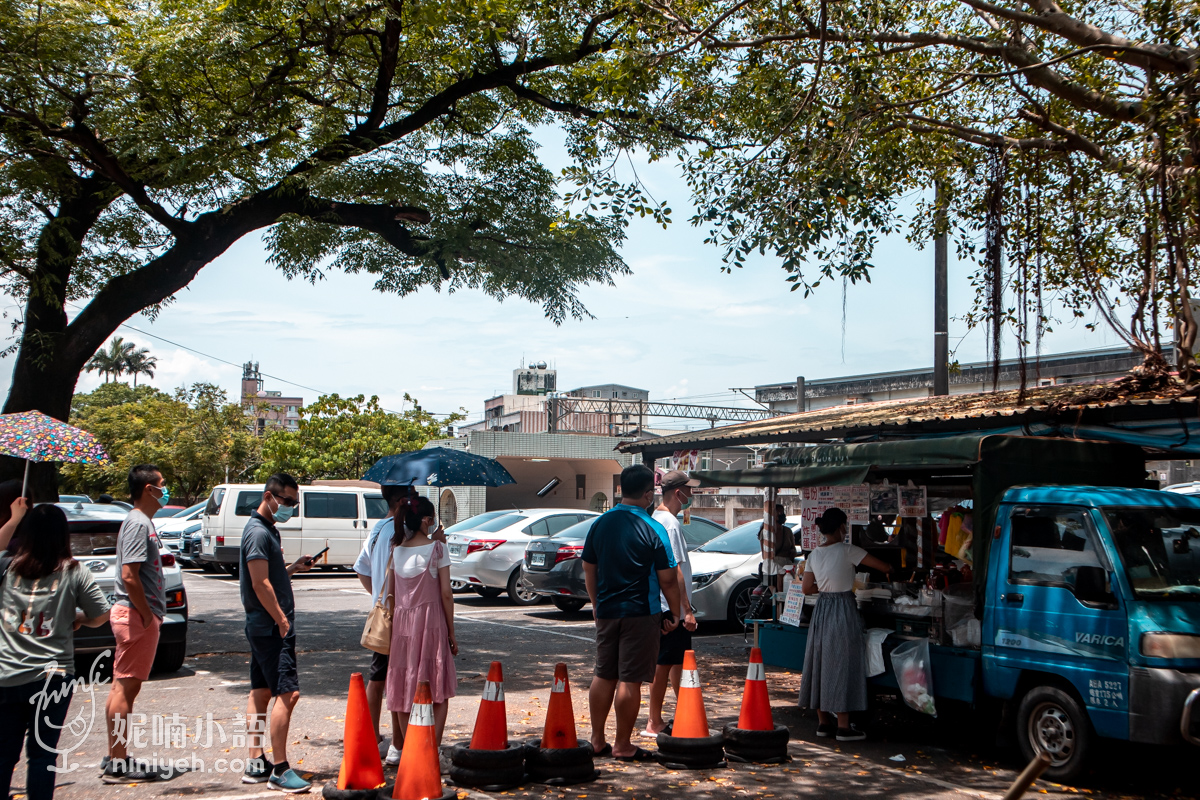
[694,434,1150,604]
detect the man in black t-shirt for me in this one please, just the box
[238,473,314,792]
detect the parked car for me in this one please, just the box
[686,516,801,625]
[199,484,389,576]
[447,509,599,605]
[60,503,189,675]
[59,494,92,504]
[524,513,728,612]
[154,505,188,518]
[442,511,519,591]
[156,502,206,565]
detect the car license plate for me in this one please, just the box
[449,544,463,556]
[530,552,546,566]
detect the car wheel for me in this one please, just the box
[473,586,503,598]
[507,568,542,606]
[450,580,469,592]
[552,598,587,613]
[1016,685,1092,782]
[728,580,757,625]
[152,641,187,674]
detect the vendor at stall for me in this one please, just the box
[798,507,893,742]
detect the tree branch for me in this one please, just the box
[507,82,716,145]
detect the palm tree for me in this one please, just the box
[85,337,134,383]
[125,347,157,387]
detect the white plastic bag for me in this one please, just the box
[890,639,937,716]
[864,628,891,677]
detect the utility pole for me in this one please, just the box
[934,181,949,396]
[794,376,805,413]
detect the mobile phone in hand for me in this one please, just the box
[307,546,330,564]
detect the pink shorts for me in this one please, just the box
[111,604,162,680]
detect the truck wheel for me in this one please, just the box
[507,569,542,606]
[552,598,586,613]
[222,563,239,579]
[152,641,187,674]
[1016,685,1092,782]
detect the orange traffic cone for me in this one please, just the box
[736,647,774,730]
[469,661,508,750]
[335,672,386,790]
[393,682,443,800]
[540,662,579,749]
[671,650,711,738]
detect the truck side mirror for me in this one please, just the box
[1074,565,1114,606]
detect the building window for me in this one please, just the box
[593,390,600,398]
[700,453,712,470]
[612,391,618,398]
[621,391,628,398]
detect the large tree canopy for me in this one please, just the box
[644,0,1200,379]
[0,0,700,495]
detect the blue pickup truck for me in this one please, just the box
[981,485,1199,778]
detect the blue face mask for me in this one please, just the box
[153,485,170,508]
[273,497,296,523]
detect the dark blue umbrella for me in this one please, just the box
[362,447,516,487]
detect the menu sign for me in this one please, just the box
[799,485,869,550]
[780,582,805,627]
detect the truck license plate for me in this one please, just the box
[531,553,546,567]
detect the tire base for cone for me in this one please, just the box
[449,742,527,771]
[374,787,457,800]
[725,752,791,765]
[721,724,791,764]
[322,785,386,800]
[447,778,527,792]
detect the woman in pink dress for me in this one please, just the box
[386,496,458,746]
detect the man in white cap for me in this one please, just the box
[644,470,700,736]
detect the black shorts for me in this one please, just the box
[247,630,299,696]
[594,614,661,683]
[657,619,693,666]
[369,651,389,683]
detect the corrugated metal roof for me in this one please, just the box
[617,381,1200,455]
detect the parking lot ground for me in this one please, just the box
[10,570,1196,800]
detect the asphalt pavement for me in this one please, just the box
[9,569,1195,800]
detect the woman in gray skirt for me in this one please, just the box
[798,507,892,741]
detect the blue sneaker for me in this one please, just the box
[268,768,311,793]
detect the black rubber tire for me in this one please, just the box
[727,580,757,625]
[654,747,725,766]
[1016,685,1093,782]
[552,597,587,613]
[507,568,542,605]
[527,762,599,781]
[723,743,791,762]
[376,788,455,800]
[659,758,728,771]
[722,724,791,749]
[448,763,525,788]
[222,563,239,579]
[322,785,382,800]
[449,742,526,770]
[473,586,503,598]
[531,770,599,787]
[656,732,725,756]
[524,743,594,768]
[152,641,187,674]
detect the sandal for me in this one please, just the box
[614,746,657,762]
[592,743,613,758]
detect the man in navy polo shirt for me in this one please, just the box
[583,464,680,761]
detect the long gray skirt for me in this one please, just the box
[797,591,867,713]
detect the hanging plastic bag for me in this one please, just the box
[864,628,891,677]
[890,639,937,716]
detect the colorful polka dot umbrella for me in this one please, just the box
[0,410,110,493]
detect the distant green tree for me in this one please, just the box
[62,383,259,503]
[257,394,461,483]
[84,337,135,383]
[125,347,157,387]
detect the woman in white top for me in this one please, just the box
[798,507,891,742]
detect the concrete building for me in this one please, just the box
[754,346,1150,413]
[240,361,302,435]
[567,384,650,402]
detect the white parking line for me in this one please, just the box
[455,616,594,643]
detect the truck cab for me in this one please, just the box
[984,486,1200,779]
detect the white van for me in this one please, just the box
[199,484,388,576]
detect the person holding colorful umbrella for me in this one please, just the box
[0,410,110,497]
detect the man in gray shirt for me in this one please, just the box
[103,464,168,783]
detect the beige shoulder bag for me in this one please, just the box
[360,548,394,654]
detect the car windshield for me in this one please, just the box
[552,517,598,540]
[467,513,528,533]
[173,502,205,518]
[1103,506,1200,600]
[681,517,726,549]
[154,507,183,518]
[695,521,764,555]
[446,511,510,533]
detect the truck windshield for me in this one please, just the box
[1102,507,1200,600]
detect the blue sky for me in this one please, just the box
[1,132,1122,431]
